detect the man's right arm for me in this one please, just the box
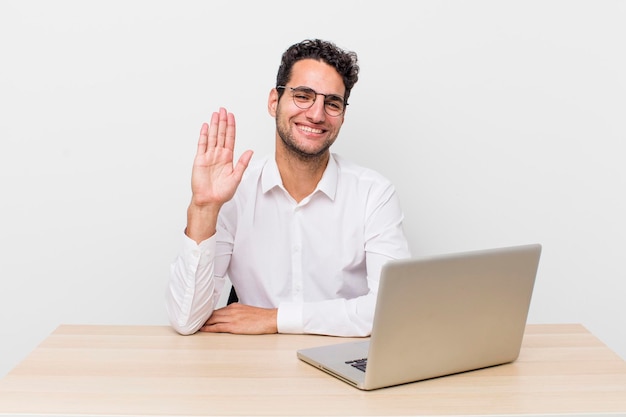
[166,108,252,334]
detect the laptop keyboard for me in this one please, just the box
[345,358,367,372]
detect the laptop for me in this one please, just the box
[297,243,542,390]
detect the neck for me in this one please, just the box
[276,150,330,203]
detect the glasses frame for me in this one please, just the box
[276,85,348,117]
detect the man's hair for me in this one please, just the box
[276,39,360,104]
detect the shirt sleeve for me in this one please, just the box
[278,253,402,337]
[165,233,228,335]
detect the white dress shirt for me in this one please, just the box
[167,153,410,337]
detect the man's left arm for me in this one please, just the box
[281,183,411,336]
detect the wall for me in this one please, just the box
[1,0,624,377]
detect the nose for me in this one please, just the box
[304,96,326,122]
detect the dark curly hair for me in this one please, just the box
[275,39,360,105]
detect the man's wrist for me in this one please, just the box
[186,202,221,243]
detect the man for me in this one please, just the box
[167,39,410,337]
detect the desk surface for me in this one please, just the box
[1,324,626,416]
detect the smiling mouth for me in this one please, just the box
[297,124,325,134]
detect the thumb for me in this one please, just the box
[233,150,254,180]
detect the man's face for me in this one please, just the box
[269,59,346,160]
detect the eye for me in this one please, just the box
[325,97,344,111]
[293,88,315,102]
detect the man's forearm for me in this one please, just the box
[185,201,221,244]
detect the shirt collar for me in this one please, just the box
[261,154,338,201]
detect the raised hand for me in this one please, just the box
[186,108,253,243]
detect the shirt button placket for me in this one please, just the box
[291,205,304,301]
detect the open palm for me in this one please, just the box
[191,108,253,207]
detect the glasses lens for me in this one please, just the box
[291,87,316,108]
[324,96,345,116]
[289,87,345,116]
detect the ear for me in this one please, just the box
[267,88,279,117]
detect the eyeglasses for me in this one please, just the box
[276,86,347,117]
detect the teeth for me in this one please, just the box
[299,125,323,134]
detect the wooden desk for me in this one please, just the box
[1,324,625,416]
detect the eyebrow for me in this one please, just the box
[295,86,345,100]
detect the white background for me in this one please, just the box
[1,0,625,378]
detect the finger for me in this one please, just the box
[197,123,209,154]
[203,306,230,325]
[224,112,236,151]
[233,150,254,181]
[200,323,230,333]
[207,111,220,148]
[201,309,232,332]
[216,107,228,147]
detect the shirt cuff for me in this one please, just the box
[276,301,304,334]
[181,232,216,263]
